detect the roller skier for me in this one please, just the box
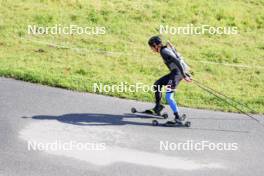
[147,36,192,124]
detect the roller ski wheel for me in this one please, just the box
[152,120,159,126]
[131,107,137,113]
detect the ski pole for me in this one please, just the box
[192,80,263,126]
[192,79,257,113]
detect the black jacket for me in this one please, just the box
[160,46,186,78]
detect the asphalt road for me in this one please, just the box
[0,77,264,176]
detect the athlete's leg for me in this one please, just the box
[166,72,183,121]
[153,74,171,113]
[165,91,179,113]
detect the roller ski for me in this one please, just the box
[152,114,191,127]
[131,105,168,119]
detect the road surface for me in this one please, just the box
[0,77,263,176]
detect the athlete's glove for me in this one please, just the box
[184,73,192,82]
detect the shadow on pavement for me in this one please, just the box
[21,113,250,133]
[23,113,155,126]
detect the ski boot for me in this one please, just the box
[165,112,186,126]
[131,104,168,119]
[143,104,165,116]
[174,112,186,124]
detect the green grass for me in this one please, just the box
[0,0,263,113]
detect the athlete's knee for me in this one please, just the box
[153,81,162,92]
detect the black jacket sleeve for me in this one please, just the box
[170,55,186,78]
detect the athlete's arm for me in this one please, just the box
[161,47,191,79]
[168,52,192,82]
[169,54,187,78]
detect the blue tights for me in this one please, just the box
[165,92,179,113]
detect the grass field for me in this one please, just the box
[0,0,263,113]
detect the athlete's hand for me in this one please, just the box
[184,76,192,83]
